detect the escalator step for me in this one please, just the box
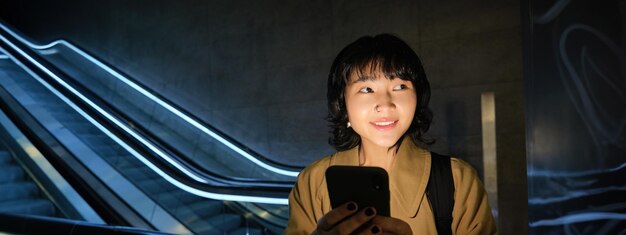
[0,166,25,183]
[0,199,56,216]
[191,213,241,235]
[172,200,223,225]
[187,200,224,218]
[0,181,39,201]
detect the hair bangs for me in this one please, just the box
[343,44,418,84]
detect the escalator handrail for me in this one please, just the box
[0,21,306,173]
[0,21,302,184]
[0,24,292,204]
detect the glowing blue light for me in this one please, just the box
[529,212,626,227]
[529,161,626,177]
[0,34,288,205]
[528,186,626,205]
[0,23,300,177]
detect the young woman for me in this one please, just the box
[285,34,496,234]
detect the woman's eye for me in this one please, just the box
[393,84,408,90]
[358,87,373,93]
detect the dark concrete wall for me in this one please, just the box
[0,0,526,232]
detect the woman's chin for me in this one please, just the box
[364,137,402,149]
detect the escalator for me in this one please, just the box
[0,79,166,234]
[1,23,302,181]
[0,146,57,216]
[0,22,293,234]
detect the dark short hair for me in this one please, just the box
[326,34,433,151]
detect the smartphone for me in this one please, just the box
[325,165,390,216]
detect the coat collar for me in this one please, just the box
[329,137,431,217]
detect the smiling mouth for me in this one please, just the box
[374,121,395,126]
[370,120,398,131]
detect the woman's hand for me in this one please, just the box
[371,216,413,235]
[313,202,380,235]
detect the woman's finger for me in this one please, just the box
[332,207,377,234]
[317,201,358,231]
[371,216,413,235]
[355,222,381,235]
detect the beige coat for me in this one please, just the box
[285,139,497,234]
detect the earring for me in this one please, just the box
[347,122,351,128]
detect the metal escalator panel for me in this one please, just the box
[1,50,288,234]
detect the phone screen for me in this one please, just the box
[325,165,390,216]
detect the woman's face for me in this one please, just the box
[344,69,417,149]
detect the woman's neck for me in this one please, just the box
[359,140,399,172]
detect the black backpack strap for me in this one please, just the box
[426,152,455,235]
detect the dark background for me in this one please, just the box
[525,0,626,233]
[0,0,532,233]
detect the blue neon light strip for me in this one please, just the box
[0,35,288,205]
[529,212,626,227]
[0,23,300,177]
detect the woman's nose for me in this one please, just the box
[375,93,395,112]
